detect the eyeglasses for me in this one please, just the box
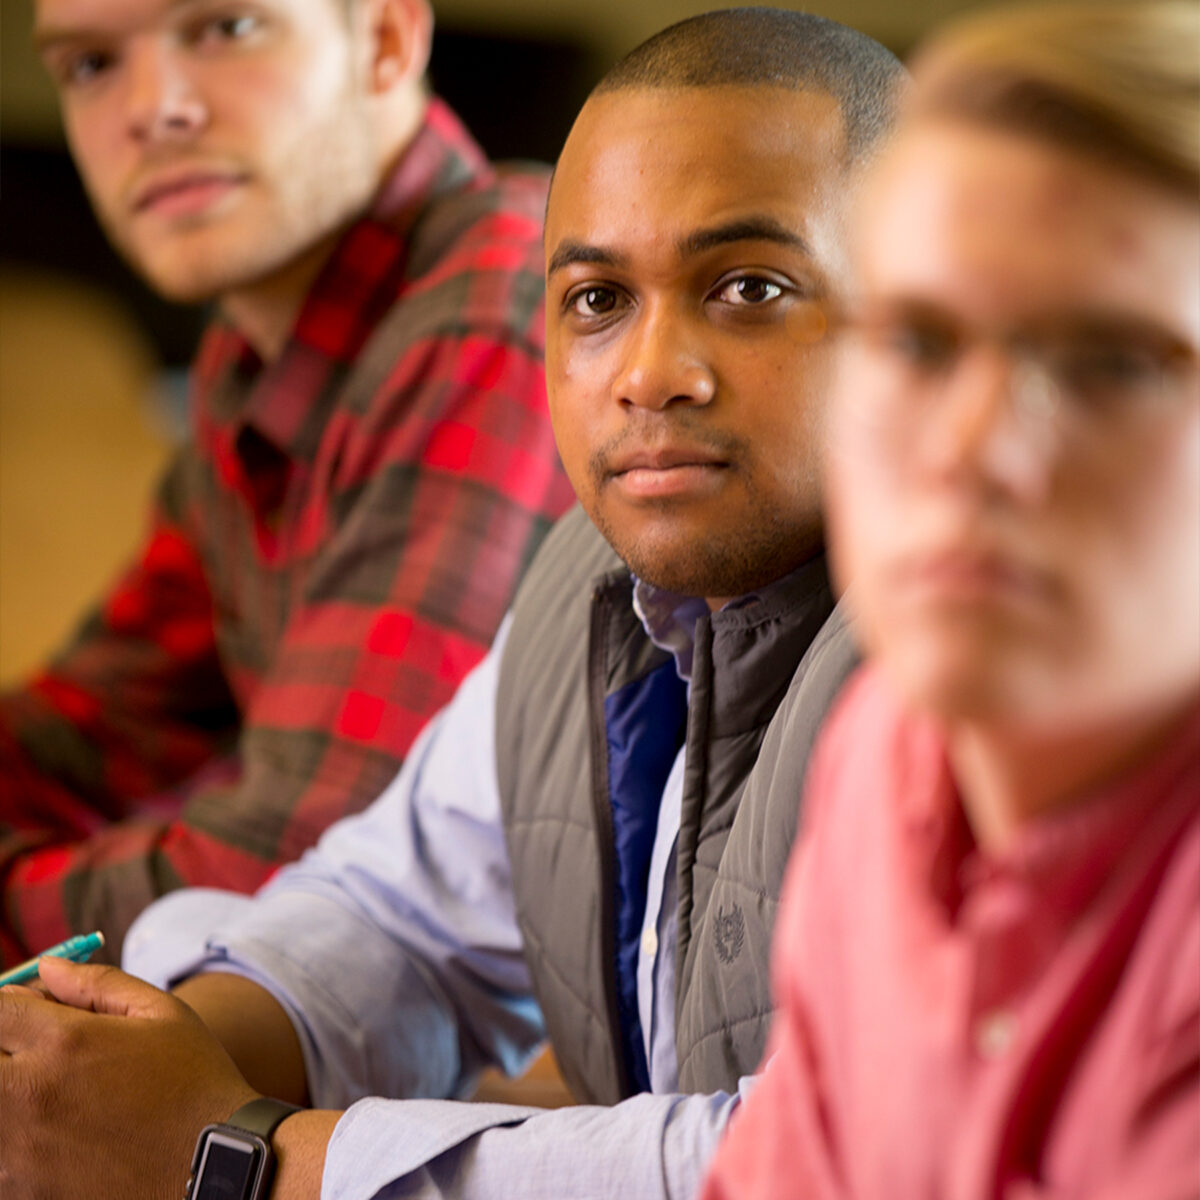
[837,304,1198,433]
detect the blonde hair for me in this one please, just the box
[909,0,1200,196]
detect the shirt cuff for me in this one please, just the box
[324,1098,541,1200]
[122,887,258,988]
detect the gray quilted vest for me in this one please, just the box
[495,505,858,1103]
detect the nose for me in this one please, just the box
[613,302,716,411]
[923,344,1059,505]
[124,41,208,144]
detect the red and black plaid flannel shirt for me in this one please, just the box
[0,100,575,965]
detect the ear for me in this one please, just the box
[361,0,432,94]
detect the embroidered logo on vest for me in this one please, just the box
[713,903,745,964]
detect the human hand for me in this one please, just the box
[0,957,259,1199]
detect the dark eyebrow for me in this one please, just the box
[681,217,812,259]
[546,215,812,280]
[546,240,629,278]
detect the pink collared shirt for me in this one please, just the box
[702,667,1199,1200]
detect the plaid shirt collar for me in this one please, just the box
[197,98,491,466]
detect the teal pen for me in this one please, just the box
[0,930,106,987]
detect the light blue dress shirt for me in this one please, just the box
[126,595,757,1200]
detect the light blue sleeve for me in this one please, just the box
[126,617,545,1105]
[321,1084,752,1200]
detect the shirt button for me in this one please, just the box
[641,927,658,957]
[974,1010,1018,1059]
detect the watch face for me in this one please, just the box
[193,1130,263,1200]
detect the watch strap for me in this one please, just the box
[224,1097,302,1141]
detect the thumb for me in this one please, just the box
[38,958,174,1019]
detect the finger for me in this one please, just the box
[37,958,175,1020]
[0,982,50,1001]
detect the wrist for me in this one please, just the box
[271,1109,342,1199]
[186,1096,301,1200]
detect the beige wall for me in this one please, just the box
[0,270,174,682]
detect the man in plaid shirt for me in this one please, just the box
[0,0,574,965]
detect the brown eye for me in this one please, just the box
[714,275,784,305]
[568,286,622,317]
[584,288,616,313]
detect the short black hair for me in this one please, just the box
[593,7,907,165]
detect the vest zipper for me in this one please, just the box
[588,585,633,1098]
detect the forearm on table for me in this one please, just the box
[174,970,311,1106]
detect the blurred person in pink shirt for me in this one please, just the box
[701,3,1200,1198]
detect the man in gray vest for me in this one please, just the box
[0,10,905,1199]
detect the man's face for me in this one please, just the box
[35,0,380,303]
[828,121,1200,733]
[545,86,849,606]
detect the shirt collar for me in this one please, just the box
[632,580,711,682]
[980,704,1200,908]
[904,696,1200,922]
[202,98,489,464]
[631,563,816,682]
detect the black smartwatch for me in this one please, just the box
[185,1096,301,1200]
